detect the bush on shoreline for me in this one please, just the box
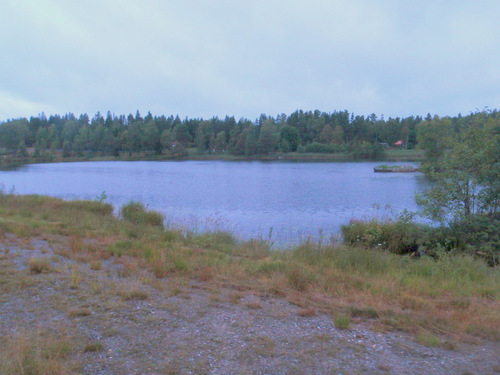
[120,201,164,227]
[341,217,424,255]
[341,214,499,266]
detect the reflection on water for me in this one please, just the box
[0,161,430,245]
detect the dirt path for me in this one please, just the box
[1,235,499,374]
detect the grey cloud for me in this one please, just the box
[1,0,499,121]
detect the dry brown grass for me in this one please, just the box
[69,266,81,289]
[0,330,73,375]
[249,335,276,357]
[245,301,263,310]
[68,307,91,317]
[197,265,216,281]
[229,292,243,304]
[117,282,150,301]
[69,236,83,253]
[297,307,317,317]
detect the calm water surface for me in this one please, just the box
[0,161,430,245]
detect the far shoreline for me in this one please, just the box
[1,149,425,169]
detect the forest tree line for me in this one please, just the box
[0,109,498,161]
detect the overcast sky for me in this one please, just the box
[1,0,499,122]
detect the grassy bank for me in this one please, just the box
[1,194,498,344]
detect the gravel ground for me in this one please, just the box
[1,235,499,375]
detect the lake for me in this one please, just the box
[0,161,430,245]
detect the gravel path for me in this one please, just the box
[1,235,499,374]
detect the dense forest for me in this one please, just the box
[3,109,496,160]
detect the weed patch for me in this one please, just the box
[69,266,81,289]
[245,301,263,310]
[417,333,441,347]
[297,307,317,317]
[334,315,351,329]
[118,285,149,301]
[84,342,104,352]
[68,307,91,317]
[349,306,379,319]
[28,257,52,274]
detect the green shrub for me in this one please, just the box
[448,214,500,266]
[341,214,499,264]
[341,218,425,255]
[334,315,351,329]
[120,201,147,223]
[120,201,164,227]
[143,210,164,227]
[416,214,500,265]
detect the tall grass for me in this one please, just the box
[0,330,73,375]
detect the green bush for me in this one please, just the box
[341,218,425,255]
[334,315,351,329]
[434,214,500,266]
[342,214,499,265]
[120,201,164,227]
